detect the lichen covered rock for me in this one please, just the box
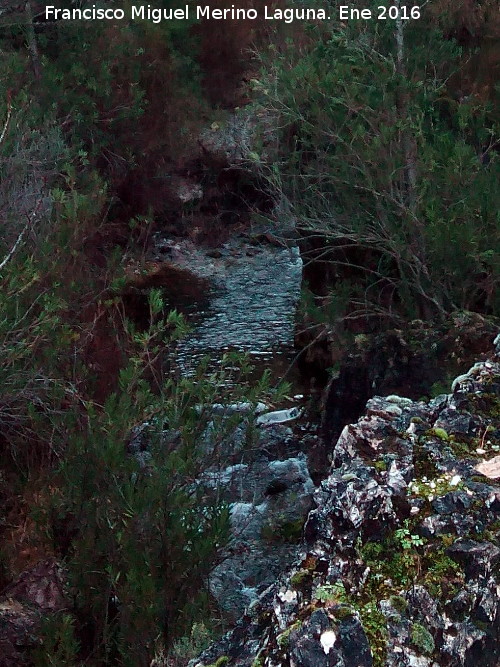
[190,339,500,667]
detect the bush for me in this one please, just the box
[411,622,435,655]
[30,296,275,664]
[256,6,499,326]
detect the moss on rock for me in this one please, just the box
[410,622,435,655]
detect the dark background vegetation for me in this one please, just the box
[0,0,498,663]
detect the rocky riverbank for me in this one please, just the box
[188,334,500,667]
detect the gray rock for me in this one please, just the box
[256,406,303,426]
[442,620,493,666]
[434,409,475,437]
[206,456,314,621]
[187,354,500,667]
[0,558,68,666]
[431,491,474,515]
[447,539,500,579]
[494,332,500,355]
[288,610,346,667]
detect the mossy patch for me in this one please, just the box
[464,392,500,419]
[427,427,450,441]
[332,604,356,621]
[359,602,388,667]
[290,569,313,591]
[388,595,408,613]
[440,534,455,548]
[421,546,464,598]
[276,620,302,648]
[447,431,499,459]
[206,657,229,667]
[470,518,500,543]
[410,623,435,654]
[408,476,464,499]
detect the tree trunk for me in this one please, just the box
[24,1,41,80]
[394,1,417,215]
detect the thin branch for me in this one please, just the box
[0,91,12,148]
[0,196,43,272]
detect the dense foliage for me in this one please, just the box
[257,0,499,327]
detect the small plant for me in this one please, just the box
[206,657,229,667]
[315,582,347,604]
[394,524,426,550]
[410,622,435,655]
[422,546,464,598]
[359,602,388,667]
[276,621,302,649]
[31,613,80,666]
[408,472,463,500]
[332,605,356,621]
[388,595,408,614]
[290,569,312,591]
[170,622,213,664]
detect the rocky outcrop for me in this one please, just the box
[298,313,500,479]
[189,335,500,667]
[0,558,68,666]
[198,108,276,169]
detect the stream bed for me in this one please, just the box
[169,238,303,382]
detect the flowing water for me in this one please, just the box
[173,240,303,383]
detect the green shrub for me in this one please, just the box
[257,10,499,325]
[32,613,80,667]
[411,622,435,655]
